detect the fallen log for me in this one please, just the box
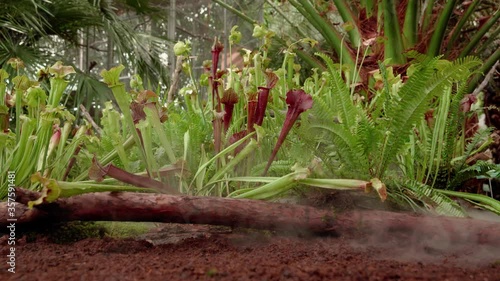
[2,189,500,248]
[0,189,336,234]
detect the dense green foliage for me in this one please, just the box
[1,0,499,218]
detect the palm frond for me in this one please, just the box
[0,0,52,37]
[97,1,170,86]
[48,0,102,42]
[0,33,46,69]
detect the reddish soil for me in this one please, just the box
[1,220,500,281]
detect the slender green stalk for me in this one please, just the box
[143,105,176,163]
[435,189,500,215]
[332,0,362,47]
[473,26,500,56]
[421,0,436,31]
[290,0,355,66]
[286,53,295,89]
[13,76,29,141]
[101,65,150,175]
[55,121,72,165]
[360,0,375,18]
[230,167,310,199]
[51,126,86,179]
[15,137,36,187]
[219,177,369,191]
[206,138,258,186]
[11,116,36,170]
[298,178,369,190]
[445,0,482,55]
[34,115,57,172]
[138,120,158,177]
[0,69,8,133]
[382,0,406,64]
[402,0,418,48]
[189,131,255,190]
[467,48,500,93]
[427,0,458,57]
[425,85,451,187]
[458,10,500,58]
[29,173,157,208]
[0,69,7,106]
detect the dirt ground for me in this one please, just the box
[1,217,500,281]
[1,191,500,281]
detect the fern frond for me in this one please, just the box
[441,83,468,165]
[380,55,481,178]
[405,50,432,63]
[454,128,492,170]
[313,123,369,177]
[315,52,339,75]
[317,53,360,129]
[441,57,482,165]
[354,115,380,173]
[403,179,467,217]
[378,57,439,177]
[446,56,482,82]
[449,160,499,189]
[310,92,335,122]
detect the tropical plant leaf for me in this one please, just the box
[449,160,499,190]
[403,180,467,217]
[378,56,439,178]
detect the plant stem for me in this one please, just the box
[332,0,362,47]
[467,48,500,93]
[427,0,458,57]
[458,10,500,58]
[290,0,355,66]
[402,0,418,48]
[382,0,406,64]
[445,0,481,55]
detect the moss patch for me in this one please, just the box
[47,221,106,244]
[96,221,155,238]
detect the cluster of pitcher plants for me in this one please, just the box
[1,23,499,216]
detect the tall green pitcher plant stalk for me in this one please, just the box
[0,61,80,197]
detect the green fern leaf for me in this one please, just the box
[316,52,361,129]
[404,180,467,217]
[449,160,499,189]
[379,57,440,177]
